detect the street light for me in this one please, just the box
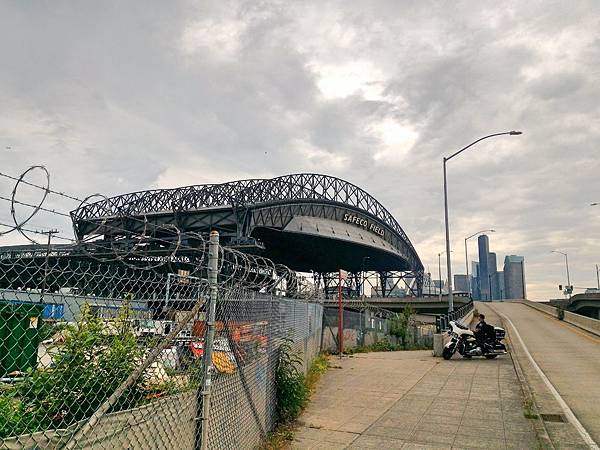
[551,250,571,298]
[437,252,445,302]
[591,202,599,206]
[443,131,522,312]
[437,250,452,302]
[464,229,495,296]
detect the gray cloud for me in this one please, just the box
[0,0,599,299]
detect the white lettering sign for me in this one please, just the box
[342,213,385,237]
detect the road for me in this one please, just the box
[482,301,600,447]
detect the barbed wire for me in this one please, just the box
[0,165,319,297]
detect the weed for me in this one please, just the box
[260,346,330,449]
[523,396,538,420]
[275,339,309,424]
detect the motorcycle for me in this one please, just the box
[442,320,507,360]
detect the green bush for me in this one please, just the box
[0,304,147,438]
[390,305,414,346]
[275,340,309,424]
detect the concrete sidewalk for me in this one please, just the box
[293,350,538,449]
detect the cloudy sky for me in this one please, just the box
[1,1,599,300]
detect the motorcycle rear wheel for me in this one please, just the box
[485,355,498,359]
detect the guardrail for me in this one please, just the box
[435,300,474,333]
[521,299,600,337]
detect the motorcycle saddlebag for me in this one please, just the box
[494,327,506,339]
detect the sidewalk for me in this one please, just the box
[293,350,538,449]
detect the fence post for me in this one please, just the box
[197,230,220,450]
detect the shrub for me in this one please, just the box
[275,339,308,424]
[390,305,414,346]
[0,304,147,438]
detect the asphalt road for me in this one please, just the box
[484,301,600,446]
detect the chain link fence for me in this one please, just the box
[322,307,435,352]
[0,163,324,450]
[0,235,323,450]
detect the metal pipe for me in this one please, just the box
[464,238,469,296]
[165,273,173,310]
[200,230,220,450]
[39,229,58,304]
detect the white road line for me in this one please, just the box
[494,308,599,450]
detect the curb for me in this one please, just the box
[503,327,555,450]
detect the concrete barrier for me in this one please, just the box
[433,333,445,357]
[521,300,600,338]
[563,310,600,336]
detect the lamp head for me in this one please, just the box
[509,130,523,135]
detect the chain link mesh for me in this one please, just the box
[0,166,323,450]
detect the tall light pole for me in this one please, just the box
[437,250,451,301]
[443,131,522,312]
[596,264,599,290]
[552,250,571,298]
[464,229,495,296]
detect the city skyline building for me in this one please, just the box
[504,255,526,299]
[488,252,498,300]
[456,235,526,301]
[478,235,491,300]
[493,270,505,300]
[471,261,480,299]
[454,274,469,292]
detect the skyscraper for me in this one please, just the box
[471,261,480,299]
[488,252,498,300]
[454,274,469,292]
[493,271,505,300]
[478,235,490,300]
[504,255,526,299]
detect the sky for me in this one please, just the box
[0,0,599,300]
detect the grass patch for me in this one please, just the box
[523,396,539,420]
[259,348,330,450]
[344,340,430,354]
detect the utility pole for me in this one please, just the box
[438,252,443,302]
[552,250,571,298]
[337,269,347,356]
[596,264,599,290]
[40,229,59,304]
